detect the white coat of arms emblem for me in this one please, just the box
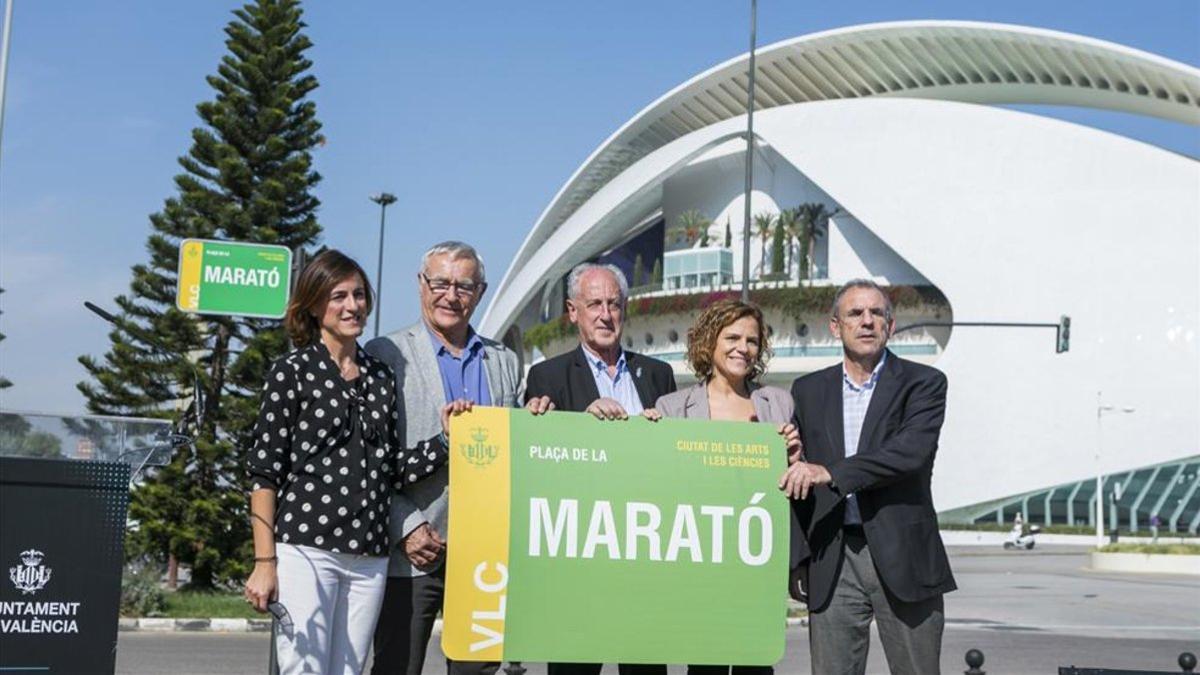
[9,549,52,595]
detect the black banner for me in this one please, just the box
[0,457,130,674]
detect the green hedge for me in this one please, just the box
[941,522,1199,538]
[1098,543,1200,555]
[939,522,1099,535]
[524,284,948,351]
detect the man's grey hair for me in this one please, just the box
[420,241,486,282]
[831,278,893,320]
[566,263,629,303]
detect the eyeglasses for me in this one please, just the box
[420,273,485,297]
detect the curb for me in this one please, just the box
[119,618,273,632]
[118,616,809,632]
[1089,551,1200,576]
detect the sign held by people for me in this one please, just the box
[176,239,292,318]
[442,407,789,665]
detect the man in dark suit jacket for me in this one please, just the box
[780,279,955,675]
[524,262,675,675]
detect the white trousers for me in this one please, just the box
[275,543,388,675]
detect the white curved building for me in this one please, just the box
[479,22,1200,528]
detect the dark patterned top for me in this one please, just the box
[247,342,447,556]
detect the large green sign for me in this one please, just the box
[176,239,292,318]
[444,407,789,665]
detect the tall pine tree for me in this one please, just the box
[78,0,323,588]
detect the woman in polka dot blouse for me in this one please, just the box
[243,250,471,675]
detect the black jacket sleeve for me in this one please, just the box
[523,362,551,405]
[661,362,678,397]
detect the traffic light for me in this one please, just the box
[1056,315,1071,353]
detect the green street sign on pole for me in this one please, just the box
[176,238,292,319]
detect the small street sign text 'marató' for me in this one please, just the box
[175,239,293,319]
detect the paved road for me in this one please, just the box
[116,547,1199,674]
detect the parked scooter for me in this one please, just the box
[1004,522,1041,550]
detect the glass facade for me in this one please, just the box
[939,455,1200,534]
[663,248,734,291]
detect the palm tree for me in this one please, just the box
[664,225,685,249]
[677,209,711,248]
[753,212,776,277]
[794,203,840,281]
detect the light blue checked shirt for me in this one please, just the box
[842,351,887,525]
[580,345,644,415]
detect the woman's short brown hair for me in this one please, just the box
[284,249,373,348]
[686,299,771,382]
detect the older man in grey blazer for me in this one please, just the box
[366,241,522,675]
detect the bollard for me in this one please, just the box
[1181,651,1197,673]
[504,662,528,675]
[964,648,985,675]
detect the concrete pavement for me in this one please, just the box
[115,547,1199,674]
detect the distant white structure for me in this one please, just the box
[480,22,1200,524]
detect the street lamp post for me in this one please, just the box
[739,0,757,303]
[1095,391,1136,548]
[370,192,397,338]
[0,0,15,160]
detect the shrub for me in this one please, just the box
[121,563,167,617]
[521,284,950,351]
[1098,543,1200,555]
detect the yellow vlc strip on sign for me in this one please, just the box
[443,407,511,662]
[177,240,205,311]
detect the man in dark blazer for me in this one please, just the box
[780,279,955,675]
[524,262,675,675]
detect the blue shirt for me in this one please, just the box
[427,325,492,406]
[580,345,644,415]
[842,351,887,525]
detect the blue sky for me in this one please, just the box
[1,0,1197,413]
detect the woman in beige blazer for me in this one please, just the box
[644,298,804,675]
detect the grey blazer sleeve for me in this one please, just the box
[392,493,427,540]
[654,390,689,418]
[511,354,525,407]
[503,348,523,407]
[365,336,430,541]
[761,386,795,424]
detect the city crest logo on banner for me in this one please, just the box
[460,427,498,467]
[9,550,52,595]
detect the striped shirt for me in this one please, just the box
[842,351,887,525]
[580,345,644,415]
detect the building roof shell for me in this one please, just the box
[485,20,1200,326]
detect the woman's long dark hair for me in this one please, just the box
[284,249,373,348]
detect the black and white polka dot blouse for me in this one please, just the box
[247,342,448,556]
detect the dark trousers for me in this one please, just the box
[371,568,499,675]
[686,667,772,674]
[547,664,666,675]
[808,531,944,675]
